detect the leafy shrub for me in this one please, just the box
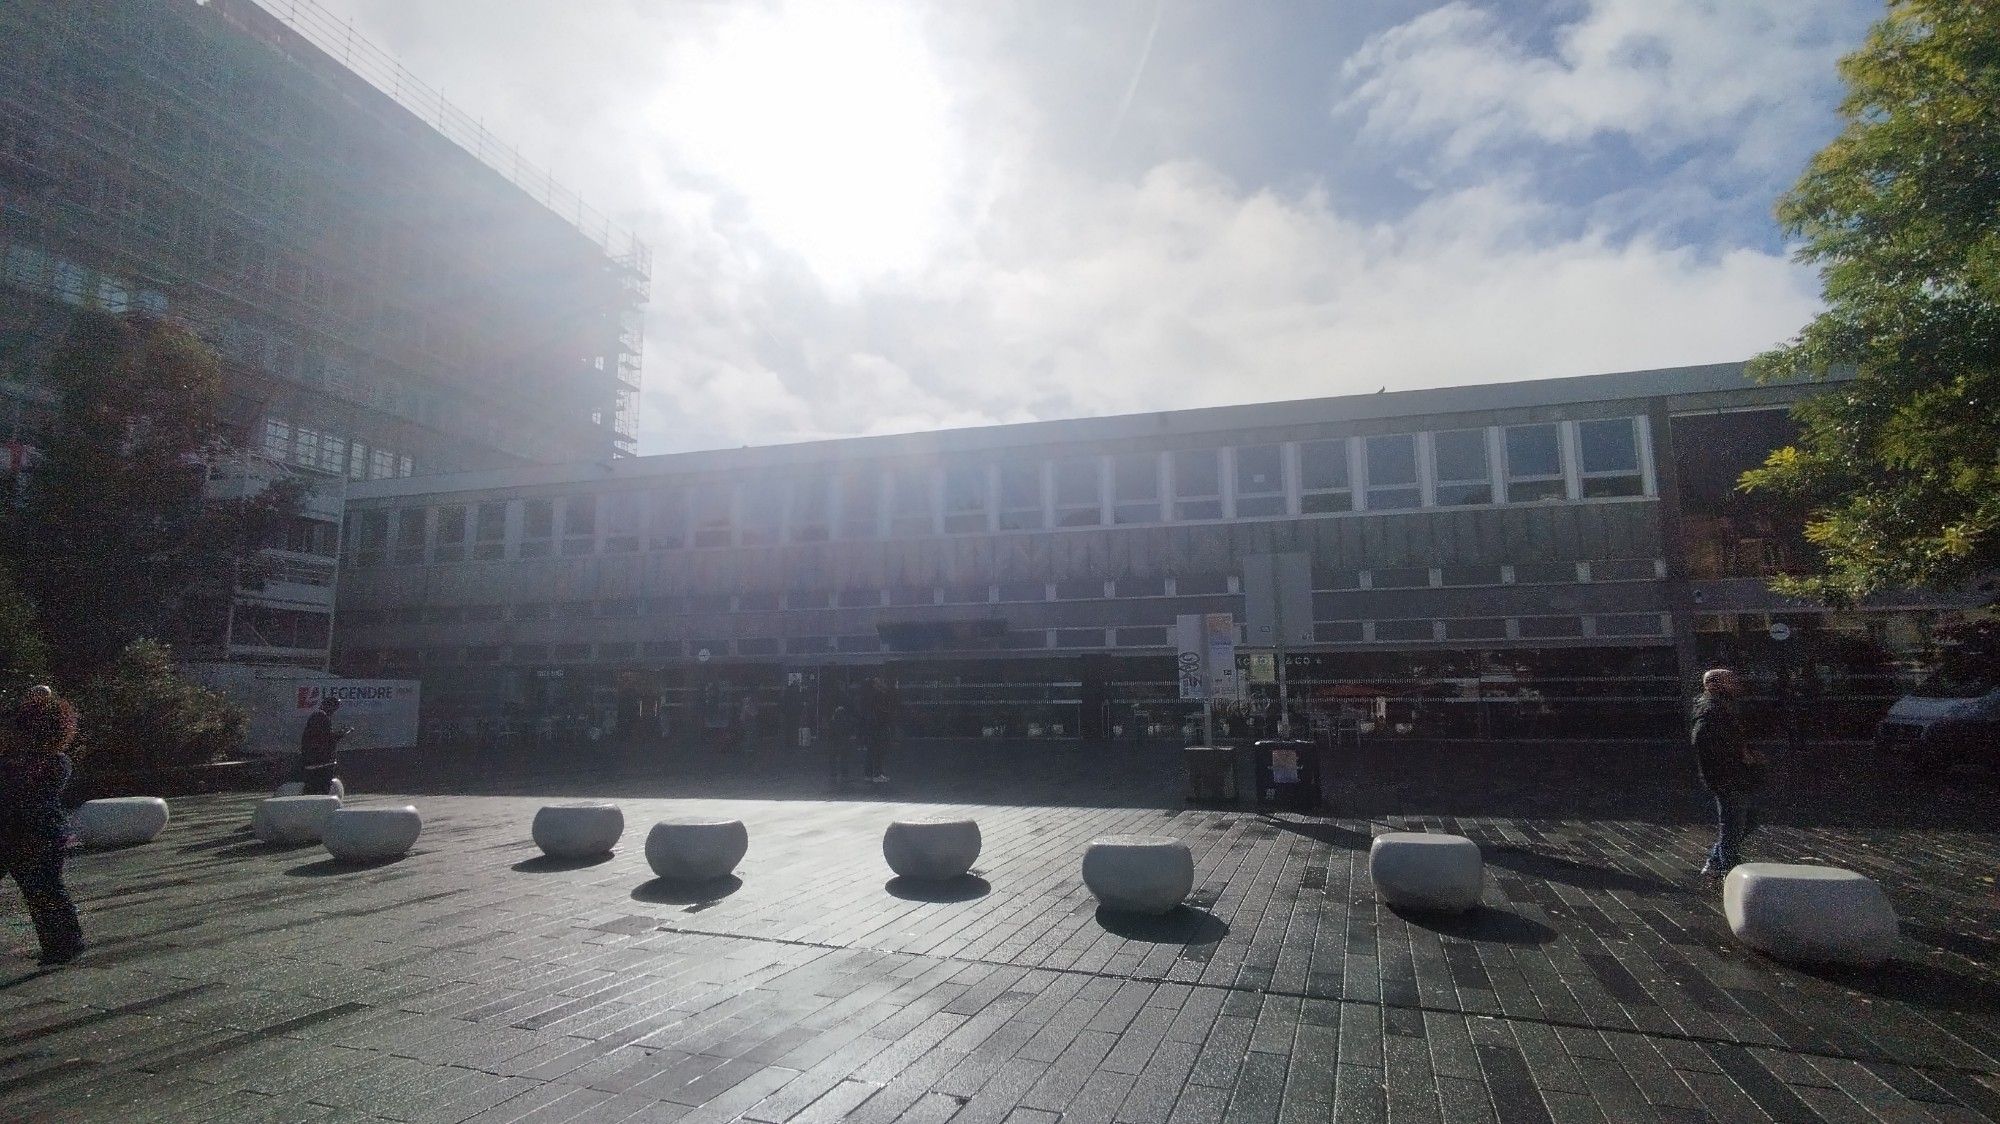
[73,639,246,771]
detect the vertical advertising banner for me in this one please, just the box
[1203,612,1241,701]
[1176,614,1207,700]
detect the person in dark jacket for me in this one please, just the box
[2,686,86,965]
[1690,667,1765,877]
[298,696,348,796]
[824,701,858,789]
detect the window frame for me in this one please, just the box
[1363,433,1420,511]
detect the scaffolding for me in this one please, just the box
[0,0,648,464]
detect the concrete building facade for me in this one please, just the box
[334,364,1982,750]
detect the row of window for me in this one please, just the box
[340,613,1672,667]
[347,418,1653,562]
[263,417,414,480]
[338,559,1666,625]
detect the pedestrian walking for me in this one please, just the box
[825,701,858,789]
[299,695,349,796]
[860,677,893,783]
[1690,667,1767,878]
[2,686,86,965]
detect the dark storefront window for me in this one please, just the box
[1503,424,1566,502]
[433,505,466,563]
[998,463,1044,531]
[1364,434,1419,510]
[1672,409,1813,579]
[1234,445,1286,517]
[1300,438,1352,513]
[1053,458,1101,526]
[1431,429,1492,507]
[1112,452,1161,524]
[1171,449,1223,521]
[944,464,990,533]
[1579,417,1644,497]
[474,501,507,560]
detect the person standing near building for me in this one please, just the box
[299,696,348,796]
[2,686,86,965]
[1690,668,1766,877]
[825,698,858,789]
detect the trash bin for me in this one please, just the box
[1251,739,1319,811]
[1182,745,1236,804]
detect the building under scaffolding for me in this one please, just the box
[0,0,649,671]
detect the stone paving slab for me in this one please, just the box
[1,760,1997,1123]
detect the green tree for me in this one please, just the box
[1745,0,2000,605]
[71,639,247,771]
[0,562,50,693]
[2,312,298,682]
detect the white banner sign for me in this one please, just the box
[1178,613,1240,701]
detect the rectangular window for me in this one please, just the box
[943,465,989,533]
[519,499,554,558]
[837,474,879,539]
[1054,579,1104,600]
[693,488,734,548]
[1594,613,1665,637]
[1233,445,1285,517]
[888,585,933,606]
[398,455,413,478]
[997,463,1043,531]
[649,489,688,551]
[942,584,990,604]
[1112,452,1160,524]
[1053,458,1102,526]
[1439,565,1503,587]
[262,417,291,458]
[1314,621,1363,643]
[603,492,641,553]
[1518,616,1584,638]
[1504,424,1566,502]
[346,441,367,480]
[1578,418,1644,497]
[1512,561,1577,585]
[392,509,426,566]
[473,502,507,561]
[739,481,785,546]
[1373,619,1435,642]
[561,495,597,555]
[787,636,833,655]
[351,510,387,567]
[1117,576,1167,597]
[1370,567,1431,589]
[1115,626,1169,648]
[1445,618,1508,641]
[889,467,935,537]
[1364,435,1420,510]
[1171,449,1222,521]
[1299,438,1351,513]
[997,581,1045,602]
[1174,574,1231,596]
[737,591,779,611]
[838,635,882,653]
[1430,429,1492,507]
[790,478,831,542]
[785,588,828,609]
[1055,628,1105,648]
[370,448,394,480]
[836,588,882,608]
[432,506,466,564]
[1589,558,1658,582]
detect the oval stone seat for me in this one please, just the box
[1369,832,1483,913]
[273,781,305,797]
[329,776,346,801]
[1081,835,1193,915]
[323,805,422,863]
[1724,863,1899,966]
[883,818,981,881]
[533,803,624,860]
[646,818,748,881]
[252,795,342,845]
[76,797,170,849]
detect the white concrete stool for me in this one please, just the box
[646,818,748,881]
[1369,833,1483,913]
[329,776,346,801]
[76,797,170,848]
[883,818,981,881]
[323,805,423,863]
[252,795,342,845]
[533,803,624,860]
[272,781,305,797]
[1081,835,1193,915]
[1724,863,1899,966]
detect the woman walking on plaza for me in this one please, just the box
[1,686,86,965]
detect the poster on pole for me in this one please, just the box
[1176,614,1207,699]
[1203,612,1241,701]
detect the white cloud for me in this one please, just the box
[1338,0,1867,173]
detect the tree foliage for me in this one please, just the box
[71,639,247,771]
[1744,0,2000,605]
[0,562,50,693]
[1,312,299,681]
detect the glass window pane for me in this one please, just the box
[1053,458,1098,506]
[649,490,687,549]
[999,463,1041,509]
[693,489,733,546]
[790,478,830,541]
[740,481,784,544]
[1112,452,1159,501]
[1365,434,1417,486]
[1432,430,1489,483]
[944,465,988,532]
[1300,439,1348,491]
[1505,424,1562,479]
[837,474,878,538]
[1235,445,1282,496]
[1171,449,1219,498]
[1301,490,1351,514]
[1579,418,1638,473]
[889,468,934,535]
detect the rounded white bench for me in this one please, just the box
[1724,863,1899,966]
[76,797,170,849]
[533,803,624,860]
[329,776,346,801]
[883,818,981,881]
[1369,832,1483,913]
[273,781,305,797]
[323,805,422,863]
[645,818,748,881]
[252,795,342,845]
[1081,835,1193,915]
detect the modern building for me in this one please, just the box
[0,0,649,671]
[334,363,1985,751]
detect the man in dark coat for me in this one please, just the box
[299,696,348,796]
[1690,668,1765,877]
[2,686,86,965]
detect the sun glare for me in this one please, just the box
[659,1,958,287]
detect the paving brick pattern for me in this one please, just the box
[3,741,1997,1122]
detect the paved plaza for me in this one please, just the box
[2,741,1998,1123]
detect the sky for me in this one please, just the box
[304,0,1881,455]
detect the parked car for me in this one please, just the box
[1874,680,2000,771]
